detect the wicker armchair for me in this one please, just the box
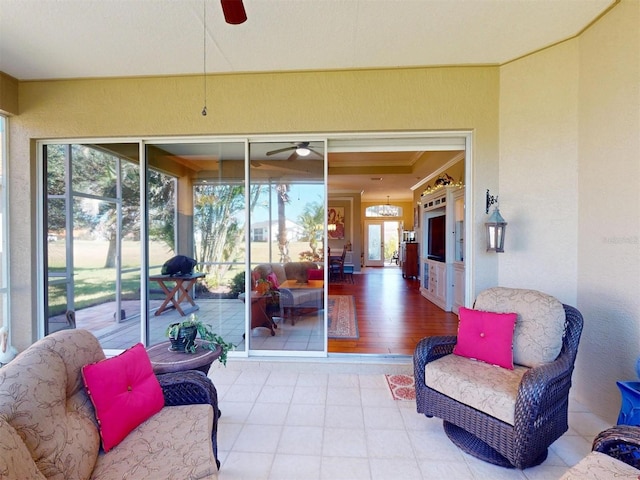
[592,425,640,469]
[414,291,583,469]
[157,370,221,469]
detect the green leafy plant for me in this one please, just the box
[228,271,246,298]
[165,314,234,366]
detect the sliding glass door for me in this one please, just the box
[248,141,326,354]
[43,142,142,347]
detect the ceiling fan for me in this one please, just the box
[220,0,247,25]
[265,142,322,160]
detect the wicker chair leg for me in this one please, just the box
[443,422,547,469]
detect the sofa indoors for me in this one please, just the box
[0,329,220,480]
[253,262,324,324]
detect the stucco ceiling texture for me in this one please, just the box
[0,0,613,81]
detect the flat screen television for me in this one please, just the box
[427,215,446,262]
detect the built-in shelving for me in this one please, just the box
[419,186,465,313]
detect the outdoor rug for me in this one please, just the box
[384,374,416,401]
[327,295,359,339]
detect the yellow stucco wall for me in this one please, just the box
[9,66,500,348]
[0,71,18,115]
[4,0,639,426]
[575,0,640,422]
[499,0,639,422]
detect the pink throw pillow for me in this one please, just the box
[82,343,165,452]
[453,307,517,370]
[307,269,323,280]
[266,272,280,289]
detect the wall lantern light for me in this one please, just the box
[485,189,507,253]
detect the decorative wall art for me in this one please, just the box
[328,206,345,239]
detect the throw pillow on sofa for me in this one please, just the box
[307,268,323,280]
[82,343,165,452]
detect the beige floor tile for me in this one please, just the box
[285,403,326,426]
[233,424,283,454]
[370,458,422,480]
[366,428,415,459]
[211,360,609,479]
[277,425,324,455]
[320,457,371,480]
[269,454,321,480]
[219,451,273,480]
[322,427,368,458]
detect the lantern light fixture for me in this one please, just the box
[485,189,507,253]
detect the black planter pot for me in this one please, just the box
[169,325,198,352]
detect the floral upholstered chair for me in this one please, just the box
[413,287,583,469]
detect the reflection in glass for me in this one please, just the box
[146,142,247,352]
[249,141,326,353]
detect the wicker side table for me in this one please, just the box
[146,340,222,375]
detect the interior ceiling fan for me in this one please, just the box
[265,142,322,160]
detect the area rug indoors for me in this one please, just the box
[327,295,359,339]
[385,374,416,401]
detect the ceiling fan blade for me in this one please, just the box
[286,151,298,161]
[221,0,247,25]
[266,145,296,156]
[309,148,323,158]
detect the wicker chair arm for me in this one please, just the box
[157,370,221,469]
[413,336,457,384]
[592,426,640,470]
[513,350,575,431]
[157,370,218,410]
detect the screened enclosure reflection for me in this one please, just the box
[42,140,326,355]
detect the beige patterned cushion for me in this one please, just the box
[0,329,104,480]
[474,287,565,367]
[559,451,640,479]
[424,354,528,425]
[0,417,47,480]
[91,404,216,480]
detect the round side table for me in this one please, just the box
[146,340,222,375]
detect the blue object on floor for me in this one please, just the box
[617,381,640,426]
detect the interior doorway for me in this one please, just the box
[364,220,399,267]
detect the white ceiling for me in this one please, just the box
[0,0,614,201]
[0,0,613,81]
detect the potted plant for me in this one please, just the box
[165,314,234,366]
[255,278,280,316]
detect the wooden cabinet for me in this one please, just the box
[400,242,419,279]
[423,259,448,310]
[452,263,465,314]
[419,186,465,313]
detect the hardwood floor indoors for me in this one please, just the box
[327,265,459,355]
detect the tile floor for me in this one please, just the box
[208,358,612,480]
